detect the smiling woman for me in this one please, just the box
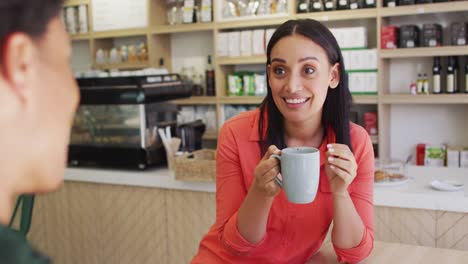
[260,19,351,155]
[192,19,374,264]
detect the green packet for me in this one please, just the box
[227,74,243,96]
[425,145,446,167]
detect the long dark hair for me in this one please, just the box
[259,19,352,155]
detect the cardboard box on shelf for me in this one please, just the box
[364,112,378,136]
[447,148,461,168]
[217,32,229,57]
[365,72,378,93]
[332,27,367,49]
[228,31,241,57]
[240,30,253,56]
[461,149,468,168]
[252,29,265,55]
[381,26,399,49]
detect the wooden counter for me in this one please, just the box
[308,241,468,263]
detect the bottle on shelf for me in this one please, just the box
[192,70,203,96]
[349,0,361,10]
[205,55,215,96]
[297,0,310,13]
[323,0,336,11]
[385,0,397,7]
[365,0,376,8]
[409,80,417,95]
[166,0,178,25]
[310,0,324,12]
[432,56,442,94]
[337,0,350,10]
[422,73,430,95]
[416,73,423,94]
[446,56,458,93]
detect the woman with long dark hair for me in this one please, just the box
[192,19,374,263]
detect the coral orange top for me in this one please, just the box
[192,110,374,264]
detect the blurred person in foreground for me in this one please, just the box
[0,0,79,263]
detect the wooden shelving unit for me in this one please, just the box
[296,8,377,21]
[93,62,150,70]
[217,55,266,65]
[219,96,264,105]
[353,95,378,104]
[380,46,468,59]
[71,34,92,41]
[64,0,89,7]
[381,94,468,105]
[217,14,290,30]
[93,28,148,39]
[380,1,468,17]
[71,0,468,157]
[152,23,214,34]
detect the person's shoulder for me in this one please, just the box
[0,225,51,264]
[350,122,370,143]
[349,122,373,154]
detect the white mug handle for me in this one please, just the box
[270,154,283,188]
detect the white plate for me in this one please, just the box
[374,177,409,187]
[430,180,464,192]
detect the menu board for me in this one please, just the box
[92,0,147,32]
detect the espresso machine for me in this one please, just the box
[69,73,192,169]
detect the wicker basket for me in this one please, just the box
[173,149,216,182]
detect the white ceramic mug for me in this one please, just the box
[271,147,320,204]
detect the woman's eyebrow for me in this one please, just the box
[298,56,319,63]
[270,57,319,63]
[271,58,286,63]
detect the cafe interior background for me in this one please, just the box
[9,0,468,263]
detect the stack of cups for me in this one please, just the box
[78,5,88,34]
[65,7,77,34]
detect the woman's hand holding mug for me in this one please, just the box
[252,145,282,198]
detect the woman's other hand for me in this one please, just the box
[325,143,357,194]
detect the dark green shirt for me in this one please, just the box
[0,225,51,264]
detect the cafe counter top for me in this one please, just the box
[65,165,468,213]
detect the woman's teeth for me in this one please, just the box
[285,98,307,104]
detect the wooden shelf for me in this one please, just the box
[379,46,468,59]
[381,94,468,104]
[219,96,265,105]
[352,94,378,104]
[296,8,377,21]
[380,1,468,17]
[217,14,289,30]
[64,0,88,7]
[152,23,214,34]
[93,28,148,39]
[203,131,218,140]
[217,55,266,65]
[93,61,150,70]
[71,33,91,41]
[172,96,217,105]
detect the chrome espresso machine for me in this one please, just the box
[69,73,191,169]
